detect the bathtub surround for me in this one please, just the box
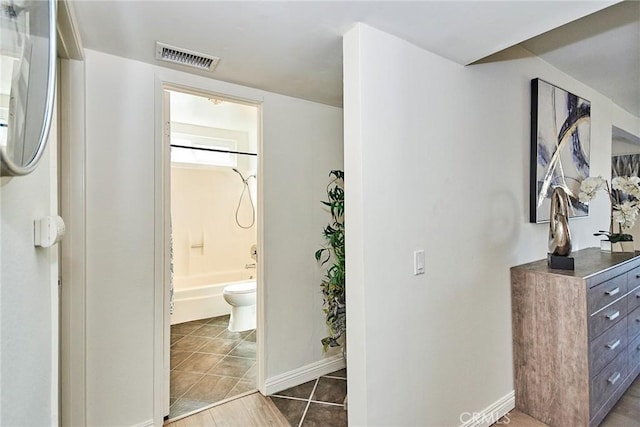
[170,167,257,284]
[170,154,257,325]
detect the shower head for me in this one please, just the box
[232,168,256,182]
[232,168,245,181]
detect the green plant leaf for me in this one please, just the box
[316,169,346,352]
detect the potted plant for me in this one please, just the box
[578,175,640,252]
[315,170,345,351]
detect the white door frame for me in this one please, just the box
[153,79,265,423]
[58,58,87,427]
[57,3,86,424]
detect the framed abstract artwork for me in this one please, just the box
[530,78,591,223]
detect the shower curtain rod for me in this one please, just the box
[170,143,258,157]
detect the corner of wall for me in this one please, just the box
[343,23,369,427]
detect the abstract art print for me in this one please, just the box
[530,78,591,223]
[612,154,640,202]
[612,154,640,179]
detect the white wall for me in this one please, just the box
[83,51,156,425]
[343,23,640,426]
[261,89,344,376]
[80,49,342,425]
[612,138,640,156]
[0,111,58,425]
[170,90,258,154]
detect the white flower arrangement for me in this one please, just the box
[578,176,640,242]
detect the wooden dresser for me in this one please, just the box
[511,248,640,426]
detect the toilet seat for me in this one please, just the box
[223,281,256,295]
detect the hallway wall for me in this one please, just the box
[343,23,640,426]
[0,109,58,425]
[79,49,343,425]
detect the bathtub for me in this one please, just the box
[171,271,255,325]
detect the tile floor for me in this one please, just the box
[170,315,256,419]
[268,369,348,427]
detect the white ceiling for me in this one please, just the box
[71,0,636,114]
[521,0,640,117]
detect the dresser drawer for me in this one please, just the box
[591,349,628,414]
[628,285,640,314]
[589,297,628,339]
[629,333,640,372]
[629,305,640,340]
[590,319,627,376]
[627,265,640,290]
[588,274,627,315]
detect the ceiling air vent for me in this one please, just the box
[155,42,220,72]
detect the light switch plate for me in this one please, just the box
[414,249,425,275]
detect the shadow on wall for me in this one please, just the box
[482,190,520,252]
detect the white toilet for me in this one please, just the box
[222,281,256,332]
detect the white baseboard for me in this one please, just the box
[459,390,515,427]
[264,355,346,395]
[132,420,154,427]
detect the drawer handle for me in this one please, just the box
[606,339,621,350]
[608,372,621,385]
[606,311,620,321]
[606,287,620,296]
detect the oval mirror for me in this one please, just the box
[0,0,56,176]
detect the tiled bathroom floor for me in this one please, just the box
[170,315,256,419]
[268,369,348,427]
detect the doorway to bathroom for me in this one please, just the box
[162,86,260,420]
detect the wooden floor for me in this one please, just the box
[165,392,289,427]
[496,374,640,426]
[168,374,640,427]
[495,411,547,426]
